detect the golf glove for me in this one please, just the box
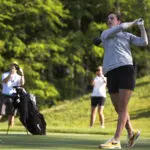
[136,18,144,26]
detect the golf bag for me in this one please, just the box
[13,86,46,135]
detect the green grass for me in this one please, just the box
[0,133,150,150]
[41,75,149,136]
[1,76,150,135]
[0,75,150,149]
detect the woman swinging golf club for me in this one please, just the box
[99,12,148,149]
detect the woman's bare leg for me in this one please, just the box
[90,106,97,127]
[98,106,105,127]
[110,92,133,139]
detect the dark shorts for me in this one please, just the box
[0,94,17,116]
[91,96,106,107]
[106,65,135,94]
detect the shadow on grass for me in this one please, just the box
[139,94,150,99]
[131,109,150,120]
[136,81,150,87]
[0,133,150,150]
[0,134,101,150]
[0,116,9,122]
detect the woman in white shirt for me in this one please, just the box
[90,66,107,128]
[0,62,25,127]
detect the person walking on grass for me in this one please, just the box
[99,12,148,149]
[90,66,107,128]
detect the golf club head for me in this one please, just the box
[93,37,101,46]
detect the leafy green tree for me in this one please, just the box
[0,0,70,107]
[0,0,149,107]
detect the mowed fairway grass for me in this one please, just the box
[0,75,150,150]
[0,133,150,150]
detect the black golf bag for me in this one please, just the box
[13,86,46,135]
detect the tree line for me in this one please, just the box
[0,0,150,108]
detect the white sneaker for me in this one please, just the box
[99,138,121,149]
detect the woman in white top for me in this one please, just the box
[90,66,107,128]
[0,62,25,127]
